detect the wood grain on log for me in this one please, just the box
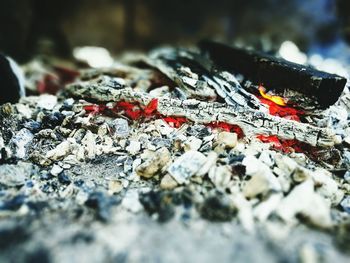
[65,78,337,147]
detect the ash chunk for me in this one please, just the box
[10,128,34,159]
[215,131,238,149]
[139,189,193,223]
[0,162,33,187]
[110,118,129,138]
[168,151,207,184]
[139,190,176,222]
[136,147,171,178]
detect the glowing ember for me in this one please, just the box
[83,104,107,114]
[256,134,305,153]
[144,99,159,116]
[257,85,303,122]
[83,99,246,138]
[162,116,188,128]
[259,98,302,122]
[207,122,244,138]
[258,85,286,106]
[37,74,60,94]
[114,101,142,120]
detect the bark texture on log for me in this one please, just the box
[65,78,337,147]
[200,41,347,109]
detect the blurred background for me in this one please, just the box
[0,0,349,62]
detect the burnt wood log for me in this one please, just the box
[65,77,337,147]
[145,48,264,110]
[199,40,347,109]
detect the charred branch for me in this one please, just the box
[199,41,347,109]
[65,78,337,147]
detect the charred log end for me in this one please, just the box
[318,76,348,108]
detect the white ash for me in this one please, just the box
[276,179,332,228]
[242,155,281,198]
[208,165,232,189]
[10,128,34,159]
[215,131,238,149]
[0,162,33,187]
[37,94,58,110]
[110,118,129,138]
[168,151,207,184]
[50,164,63,176]
[136,147,171,178]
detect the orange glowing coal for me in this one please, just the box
[258,85,286,106]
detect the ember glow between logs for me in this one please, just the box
[83,99,244,135]
[256,134,308,153]
[83,99,190,128]
[258,85,303,122]
[258,85,286,106]
[83,94,306,153]
[256,85,309,152]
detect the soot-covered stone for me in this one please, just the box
[199,191,236,221]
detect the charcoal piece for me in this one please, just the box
[199,41,347,108]
[139,190,175,223]
[199,192,236,221]
[57,172,71,185]
[25,247,51,263]
[85,191,121,222]
[0,194,26,211]
[23,121,42,133]
[334,219,350,252]
[186,125,211,138]
[42,112,65,129]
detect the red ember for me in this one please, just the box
[258,85,304,122]
[207,122,244,138]
[83,104,107,114]
[256,134,306,153]
[144,98,159,116]
[162,116,188,128]
[83,99,245,137]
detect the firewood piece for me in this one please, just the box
[145,48,264,110]
[65,78,337,147]
[199,41,347,109]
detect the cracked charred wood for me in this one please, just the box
[199,40,347,109]
[65,78,337,147]
[145,48,264,111]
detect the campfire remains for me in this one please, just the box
[1,41,350,262]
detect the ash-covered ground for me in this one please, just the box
[1,49,350,263]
